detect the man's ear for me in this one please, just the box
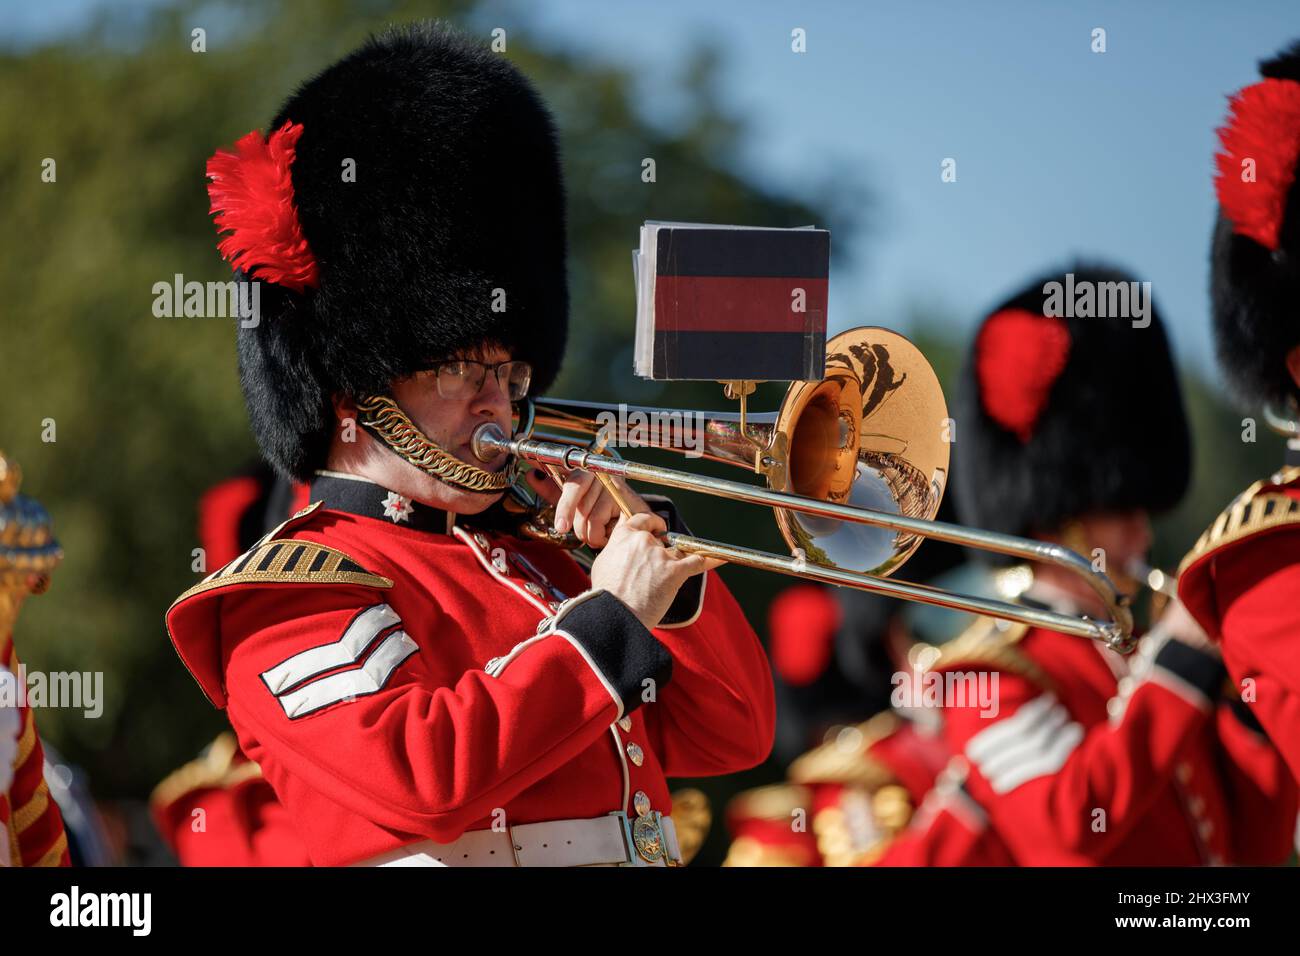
[332,393,358,423]
[1286,345,1300,390]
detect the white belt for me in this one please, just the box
[353,812,683,867]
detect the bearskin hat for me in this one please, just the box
[953,265,1191,547]
[207,22,568,480]
[1211,39,1300,414]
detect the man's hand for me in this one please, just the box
[524,466,649,547]
[1157,599,1221,659]
[589,512,722,630]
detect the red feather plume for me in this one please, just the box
[206,120,319,293]
[1214,78,1300,251]
[767,584,840,687]
[976,308,1071,443]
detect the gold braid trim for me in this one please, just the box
[1178,466,1300,576]
[725,783,812,822]
[150,732,264,811]
[357,394,510,493]
[35,831,68,867]
[722,836,810,867]
[13,784,48,834]
[920,616,1051,690]
[668,788,712,866]
[814,784,913,867]
[787,712,902,789]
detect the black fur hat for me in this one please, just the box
[1210,39,1300,414]
[209,22,568,480]
[952,265,1191,546]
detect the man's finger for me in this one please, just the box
[553,469,595,533]
[621,511,667,535]
[671,553,717,579]
[572,473,607,543]
[583,493,619,548]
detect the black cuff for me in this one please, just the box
[641,495,707,628]
[659,575,705,628]
[554,591,673,715]
[1227,696,1267,735]
[1153,639,1227,704]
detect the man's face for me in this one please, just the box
[350,344,518,513]
[1071,509,1153,588]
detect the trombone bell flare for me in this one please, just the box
[472,325,1135,653]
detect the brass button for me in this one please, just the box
[1198,819,1214,840]
[618,716,633,732]
[492,552,509,573]
[1176,762,1193,784]
[633,790,652,817]
[1188,795,1205,817]
[473,533,489,549]
[525,583,545,597]
[626,742,644,767]
[548,601,561,612]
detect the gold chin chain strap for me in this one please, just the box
[356,394,511,493]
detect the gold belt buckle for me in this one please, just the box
[631,811,679,867]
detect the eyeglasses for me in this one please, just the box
[424,359,533,402]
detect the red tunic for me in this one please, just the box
[872,758,1016,866]
[931,606,1296,866]
[1179,465,1300,786]
[723,711,1012,866]
[149,732,311,867]
[165,476,774,865]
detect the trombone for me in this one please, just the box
[472,327,1136,653]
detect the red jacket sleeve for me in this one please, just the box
[939,639,1222,864]
[871,760,1015,867]
[641,570,776,777]
[1208,532,1300,784]
[220,583,673,844]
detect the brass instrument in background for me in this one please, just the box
[1126,558,1178,601]
[0,452,63,637]
[475,328,1136,653]
[1125,557,1179,622]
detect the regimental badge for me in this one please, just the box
[381,492,414,524]
[632,813,664,863]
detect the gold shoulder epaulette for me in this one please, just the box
[669,788,712,866]
[726,783,812,822]
[172,501,392,607]
[787,711,901,789]
[922,616,1050,689]
[149,732,263,810]
[1178,465,1300,576]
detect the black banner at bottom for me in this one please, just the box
[2,865,1295,942]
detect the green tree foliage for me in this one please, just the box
[0,0,855,810]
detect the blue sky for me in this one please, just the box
[11,0,1299,383]
[501,0,1298,384]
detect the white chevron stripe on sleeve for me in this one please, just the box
[275,630,418,719]
[260,604,401,693]
[964,693,1085,794]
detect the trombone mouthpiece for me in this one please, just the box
[1125,557,1178,598]
[471,422,509,462]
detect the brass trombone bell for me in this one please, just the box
[473,327,1135,652]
